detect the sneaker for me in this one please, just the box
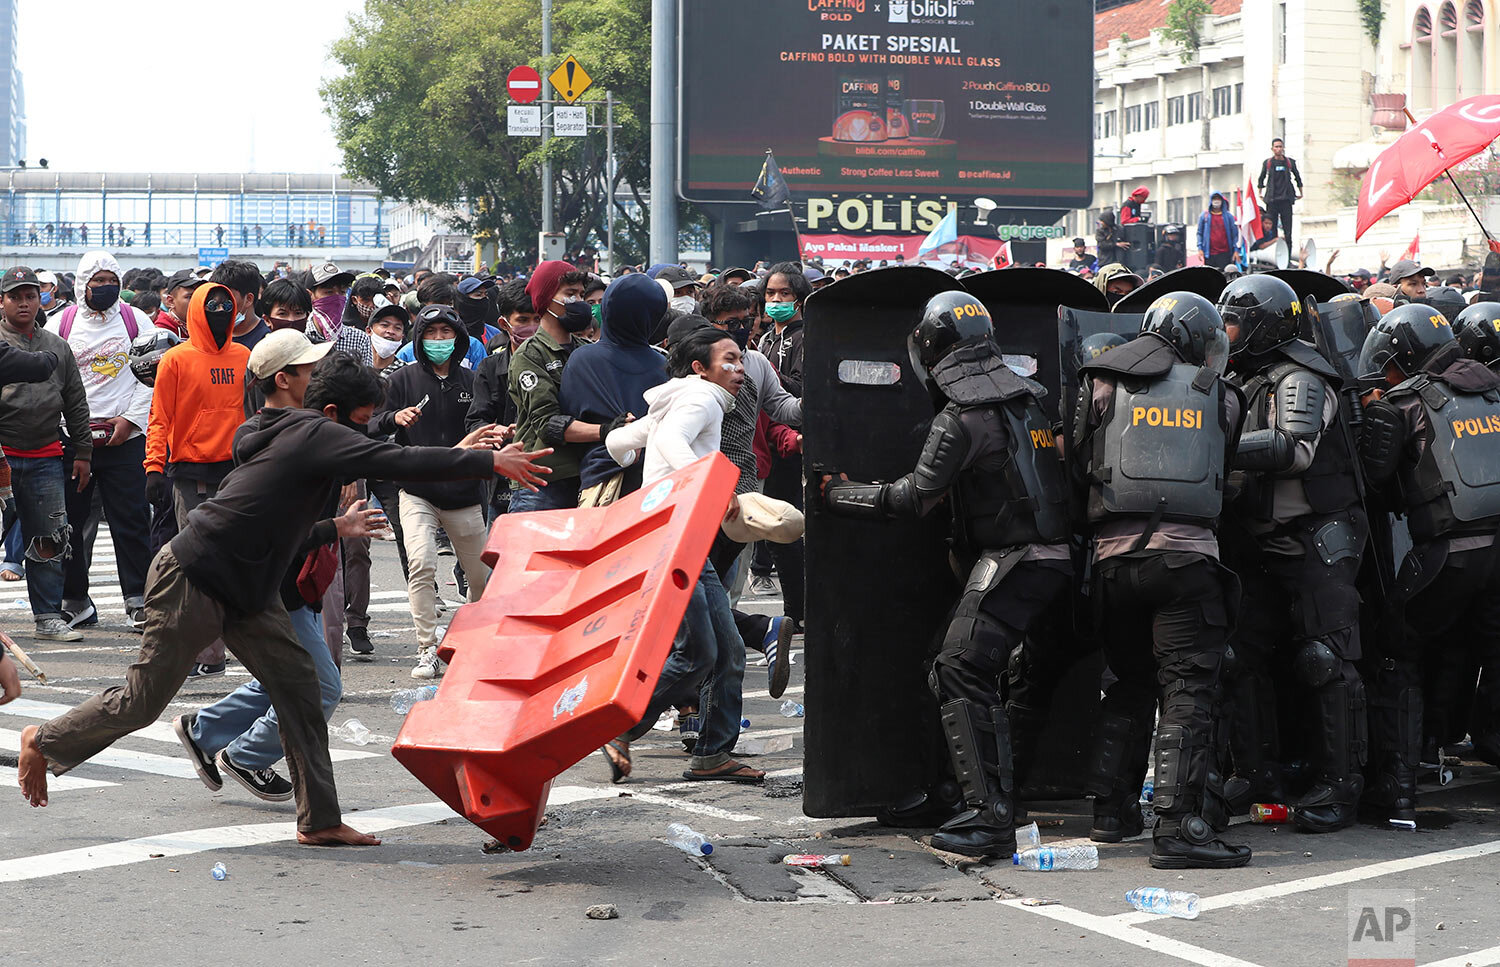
[347,626,374,655]
[126,606,147,632]
[679,712,702,754]
[436,531,455,557]
[411,645,443,680]
[763,616,793,699]
[216,748,294,802]
[34,617,83,642]
[187,661,227,679]
[61,601,98,628]
[173,713,223,791]
[749,575,778,597]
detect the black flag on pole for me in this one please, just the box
[751,149,791,211]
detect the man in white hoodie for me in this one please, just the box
[57,251,154,630]
[601,327,764,784]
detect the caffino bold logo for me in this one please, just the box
[808,0,866,13]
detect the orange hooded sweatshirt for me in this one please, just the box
[144,283,252,478]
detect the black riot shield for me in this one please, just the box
[801,266,966,818]
[1113,266,1228,315]
[1268,268,1353,309]
[1059,308,1143,431]
[961,268,1108,420]
[961,269,1110,800]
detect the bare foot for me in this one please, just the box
[296,823,381,846]
[17,724,48,807]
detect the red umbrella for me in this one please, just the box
[1355,95,1500,243]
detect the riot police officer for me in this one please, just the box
[1360,304,1500,821]
[1453,301,1500,367]
[1074,291,1251,869]
[822,291,1072,858]
[1216,274,1369,834]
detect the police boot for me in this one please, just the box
[1086,713,1150,843]
[1364,687,1420,826]
[1149,725,1253,870]
[877,781,963,829]
[930,701,1016,858]
[1293,678,1368,834]
[1222,666,1287,813]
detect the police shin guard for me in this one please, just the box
[931,701,1016,858]
[1366,687,1421,827]
[1007,701,1050,814]
[1150,725,1253,870]
[1086,713,1149,844]
[1293,678,1368,834]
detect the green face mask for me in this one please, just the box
[765,300,798,323]
[424,338,457,364]
[590,303,603,324]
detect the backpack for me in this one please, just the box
[57,304,140,342]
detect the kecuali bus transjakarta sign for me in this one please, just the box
[678,0,1094,209]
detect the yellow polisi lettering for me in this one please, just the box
[1131,406,1202,428]
[1030,427,1056,449]
[1453,415,1500,439]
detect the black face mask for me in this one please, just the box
[86,284,121,312]
[728,323,750,349]
[1106,290,1126,307]
[204,300,235,348]
[560,299,594,334]
[458,297,490,334]
[337,415,369,436]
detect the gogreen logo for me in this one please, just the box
[995,224,1066,240]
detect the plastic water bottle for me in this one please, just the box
[783,853,851,867]
[1125,887,1200,920]
[391,685,439,714]
[1016,821,1041,850]
[210,862,228,881]
[779,700,804,718]
[1013,845,1098,871]
[666,822,713,856]
[1140,781,1154,803]
[330,718,373,746]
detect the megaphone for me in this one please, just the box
[1250,238,1290,271]
[1302,238,1316,271]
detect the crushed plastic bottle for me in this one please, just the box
[783,853,851,867]
[1016,821,1041,851]
[1013,845,1098,871]
[1250,803,1289,824]
[391,685,439,714]
[1140,781,1154,803]
[665,822,713,856]
[1125,887,1200,919]
[329,718,373,746]
[210,862,228,881]
[779,700,804,718]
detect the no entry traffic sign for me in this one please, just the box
[507,65,542,104]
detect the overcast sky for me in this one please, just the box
[18,0,362,173]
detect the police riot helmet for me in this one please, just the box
[1453,301,1500,366]
[1076,332,1128,370]
[1215,274,1305,363]
[1357,302,1458,380]
[1426,285,1468,323]
[1140,291,1230,373]
[911,291,993,370]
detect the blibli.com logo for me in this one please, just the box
[889,1,909,21]
[894,0,959,20]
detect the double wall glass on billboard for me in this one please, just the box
[0,172,388,249]
[679,0,1094,209]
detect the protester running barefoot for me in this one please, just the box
[17,333,550,843]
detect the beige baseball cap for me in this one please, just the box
[248,328,332,379]
[722,492,805,545]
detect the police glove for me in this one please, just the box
[145,471,168,505]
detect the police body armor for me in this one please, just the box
[1236,348,1360,518]
[1389,374,1500,542]
[1085,353,1229,528]
[950,397,1069,549]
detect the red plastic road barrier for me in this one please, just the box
[392,453,739,851]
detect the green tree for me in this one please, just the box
[1161,0,1213,64]
[322,0,655,265]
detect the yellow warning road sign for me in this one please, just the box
[549,56,592,104]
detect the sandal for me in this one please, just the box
[601,739,631,784]
[682,759,765,784]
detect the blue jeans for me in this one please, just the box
[3,514,24,573]
[627,561,746,769]
[8,455,69,621]
[506,477,580,513]
[191,605,343,769]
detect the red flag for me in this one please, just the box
[1238,178,1264,245]
[991,241,1013,269]
[1401,232,1420,262]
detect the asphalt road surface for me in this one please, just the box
[3,528,1499,967]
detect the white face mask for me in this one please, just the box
[369,333,403,359]
[670,295,698,313]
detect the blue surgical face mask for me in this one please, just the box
[424,338,456,364]
[39,291,53,307]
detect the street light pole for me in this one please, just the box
[541,0,554,237]
[606,90,616,274]
[649,0,678,265]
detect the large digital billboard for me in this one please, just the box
[679,0,1094,209]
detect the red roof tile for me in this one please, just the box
[1096,0,1243,51]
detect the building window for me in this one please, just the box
[1123,104,1143,134]
[1096,110,1117,138]
[1166,197,1186,225]
[1142,102,1159,130]
[1437,2,1459,104]
[1411,7,1433,111]
[1212,85,1241,116]
[1462,0,1485,96]
[1167,95,1185,125]
[1187,92,1202,122]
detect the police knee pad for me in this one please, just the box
[1293,639,1341,688]
[937,612,1013,678]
